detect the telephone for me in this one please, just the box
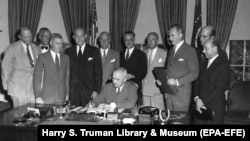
[138,106,159,117]
[138,106,170,122]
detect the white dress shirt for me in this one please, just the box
[148,47,158,63]
[50,50,60,64]
[125,47,135,59]
[174,40,184,55]
[207,54,219,68]
[22,42,34,60]
[100,47,109,58]
[77,43,86,56]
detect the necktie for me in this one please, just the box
[41,46,48,50]
[103,50,107,58]
[148,50,153,65]
[125,50,129,61]
[116,88,120,95]
[78,46,83,64]
[26,44,34,67]
[102,50,107,65]
[55,54,60,72]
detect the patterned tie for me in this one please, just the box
[26,44,34,67]
[55,54,60,72]
[116,88,120,95]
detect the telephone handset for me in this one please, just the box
[138,106,170,122]
[138,106,159,117]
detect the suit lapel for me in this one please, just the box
[19,42,31,67]
[47,51,58,75]
[174,43,186,59]
[206,57,220,73]
[152,47,160,66]
[104,49,112,65]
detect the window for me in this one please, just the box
[229,40,250,85]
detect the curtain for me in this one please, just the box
[207,0,238,50]
[8,0,43,43]
[155,0,187,49]
[109,0,141,51]
[59,0,91,43]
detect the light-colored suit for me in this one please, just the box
[166,42,199,112]
[33,51,70,105]
[1,40,40,107]
[94,81,138,109]
[101,48,120,88]
[142,47,167,110]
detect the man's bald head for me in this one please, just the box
[18,26,32,44]
[200,25,216,46]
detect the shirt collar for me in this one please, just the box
[208,54,219,64]
[175,40,184,52]
[50,50,60,57]
[100,47,110,54]
[117,83,125,93]
[126,46,135,56]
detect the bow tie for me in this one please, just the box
[41,46,49,50]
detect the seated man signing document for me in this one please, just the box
[92,67,138,109]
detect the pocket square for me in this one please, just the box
[178,58,184,61]
[159,58,163,63]
[110,59,116,62]
[88,57,93,61]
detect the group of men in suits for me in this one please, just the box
[1,24,230,124]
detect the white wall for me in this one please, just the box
[37,0,68,42]
[0,0,9,53]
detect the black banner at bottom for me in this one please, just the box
[38,125,250,140]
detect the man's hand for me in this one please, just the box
[91,91,98,99]
[86,101,95,108]
[155,79,162,86]
[65,95,69,101]
[167,78,178,86]
[195,98,205,113]
[127,73,135,80]
[164,93,168,99]
[36,97,44,104]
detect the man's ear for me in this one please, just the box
[18,35,21,40]
[39,35,42,40]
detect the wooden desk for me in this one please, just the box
[0,104,190,141]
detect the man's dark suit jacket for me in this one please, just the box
[65,44,102,106]
[194,55,230,124]
[120,48,147,86]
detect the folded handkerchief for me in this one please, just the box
[159,58,163,63]
[178,58,184,61]
[88,57,93,61]
[110,59,116,62]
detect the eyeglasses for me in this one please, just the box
[199,35,209,39]
[112,78,121,81]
